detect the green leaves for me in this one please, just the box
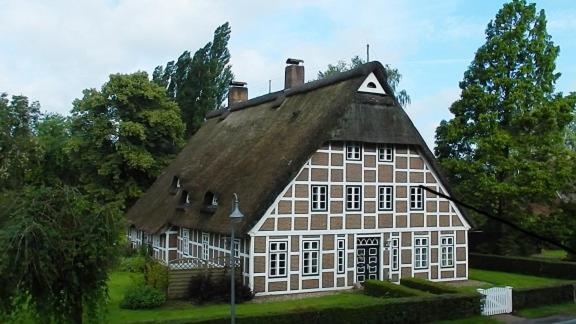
[434,0,576,255]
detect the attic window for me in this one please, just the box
[201,191,218,214]
[357,72,386,95]
[178,190,191,208]
[170,176,181,194]
[203,192,218,207]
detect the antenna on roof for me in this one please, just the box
[366,43,370,62]
[269,80,271,93]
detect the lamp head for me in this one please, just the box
[230,193,244,222]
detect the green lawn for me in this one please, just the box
[468,269,567,288]
[531,249,568,260]
[106,272,382,323]
[517,303,576,318]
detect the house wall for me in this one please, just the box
[249,141,470,296]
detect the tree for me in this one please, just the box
[434,0,576,255]
[154,23,234,137]
[0,93,41,190]
[316,55,411,107]
[69,72,185,208]
[0,185,122,323]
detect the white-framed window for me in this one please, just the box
[346,142,362,160]
[202,232,209,260]
[269,241,288,278]
[233,239,240,258]
[129,227,137,241]
[302,240,320,276]
[346,186,362,211]
[378,186,393,211]
[337,238,346,274]
[378,144,393,162]
[212,195,218,206]
[414,237,429,269]
[311,185,328,211]
[410,186,424,210]
[182,229,190,255]
[440,236,454,268]
[390,238,399,271]
[152,234,160,248]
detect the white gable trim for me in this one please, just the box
[357,72,386,95]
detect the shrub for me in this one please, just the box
[170,293,481,324]
[118,256,147,273]
[363,280,429,298]
[188,270,254,304]
[470,253,576,279]
[144,260,169,292]
[400,277,459,294]
[120,283,166,309]
[513,283,576,310]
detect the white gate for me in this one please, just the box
[477,286,513,316]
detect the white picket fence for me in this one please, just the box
[477,286,513,316]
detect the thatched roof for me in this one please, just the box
[126,61,471,235]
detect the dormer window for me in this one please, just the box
[170,176,181,194]
[201,191,218,213]
[177,190,190,209]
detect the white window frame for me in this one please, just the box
[269,240,288,278]
[311,185,328,211]
[390,238,399,271]
[302,240,320,276]
[346,142,362,161]
[211,195,218,206]
[152,234,160,248]
[337,238,346,274]
[378,144,393,162]
[346,186,362,211]
[414,237,429,269]
[410,186,424,210]
[233,239,240,258]
[378,186,393,211]
[440,236,455,268]
[182,229,190,256]
[202,232,209,261]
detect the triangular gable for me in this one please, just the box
[357,72,387,95]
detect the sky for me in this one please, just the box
[1,0,575,149]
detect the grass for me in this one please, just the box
[531,249,568,260]
[468,269,567,288]
[106,272,382,323]
[517,303,576,318]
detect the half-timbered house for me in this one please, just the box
[126,60,472,296]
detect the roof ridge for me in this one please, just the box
[206,61,391,120]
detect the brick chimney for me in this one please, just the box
[284,58,304,89]
[228,81,248,107]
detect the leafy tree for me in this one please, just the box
[434,0,576,255]
[153,23,234,137]
[0,93,41,190]
[0,185,122,323]
[316,55,411,107]
[69,72,185,208]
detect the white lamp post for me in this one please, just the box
[229,193,244,324]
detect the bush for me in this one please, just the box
[172,293,481,324]
[120,283,166,309]
[513,283,576,310]
[144,260,169,292]
[188,270,254,304]
[400,277,459,294]
[118,256,147,273]
[470,253,576,279]
[363,280,429,298]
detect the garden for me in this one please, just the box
[105,251,575,323]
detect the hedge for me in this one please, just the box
[167,293,481,324]
[363,280,429,298]
[400,277,459,295]
[470,253,576,279]
[513,283,576,310]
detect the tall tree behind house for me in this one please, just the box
[153,23,234,137]
[434,0,576,255]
